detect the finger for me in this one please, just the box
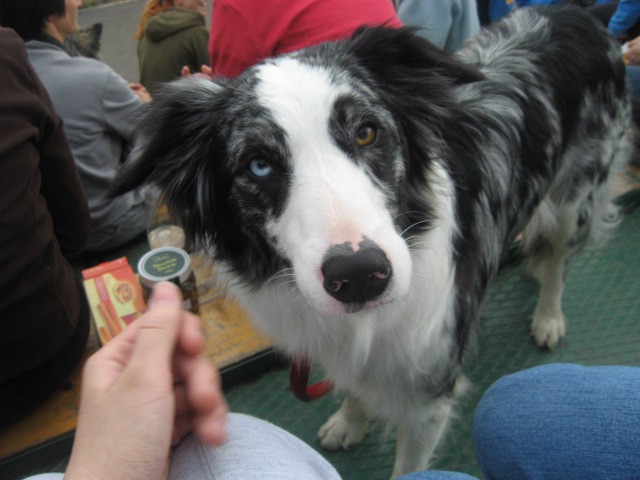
[193,396,228,446]
[171,314,204,383]
[181,65,191,77]
[126,282,184,376]
[176,355,227,445]
[178,312,205,357]
[176,355,221,413]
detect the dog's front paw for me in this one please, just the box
[318,410,368,450]
[531,313,566,349]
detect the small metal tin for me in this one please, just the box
[137,247,199,313]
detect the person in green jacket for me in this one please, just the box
[137,0,209,95]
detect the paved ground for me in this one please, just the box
[78,0,211,83]
[79,0,145,82]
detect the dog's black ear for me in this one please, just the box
[111,76,227,194]
[348,26,484,85]
[110,77,229,239]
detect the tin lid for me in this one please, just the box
[137,247,191,287]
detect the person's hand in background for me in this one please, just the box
[65,281,227,480]
[129,82,152,103]
[181,64,213,78]
[623,36,640,65]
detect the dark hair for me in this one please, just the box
[0,0,65,41]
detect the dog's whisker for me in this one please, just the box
[405,235,425,246]
[400,219,432,237]
[410,272,429,280]
[277,277,296,285]
[404,235,422,243]
[267,268,296,285]
[277,280,299,291]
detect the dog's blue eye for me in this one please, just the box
[249,159,273,178]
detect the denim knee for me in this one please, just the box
[473,363,640,480]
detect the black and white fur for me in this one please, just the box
[112,6,631,477]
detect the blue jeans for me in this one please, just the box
[401,363,640,480]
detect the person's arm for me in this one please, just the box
[608,0,640,39]
[101,68,145,142]
[64,281,227,480]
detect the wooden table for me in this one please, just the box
[190,255,273,370]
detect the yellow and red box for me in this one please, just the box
[82,257,147,344]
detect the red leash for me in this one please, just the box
[289,357,333,401]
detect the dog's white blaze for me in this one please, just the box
[256,59,412,315]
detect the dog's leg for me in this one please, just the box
[390,397,453,478]
[318,395,369,450]
[524,201,580,349]
[529,248,567,349]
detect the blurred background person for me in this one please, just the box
[208,0,402,78]
[0,26,90,428]
[587,0,640,42]
[394,0,481,52]
[136,0,210,95]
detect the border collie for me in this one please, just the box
[112,6,631,477]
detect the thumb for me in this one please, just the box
[127,282,183,374]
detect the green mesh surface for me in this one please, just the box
[225,205,640,480]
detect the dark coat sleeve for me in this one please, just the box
[0,27,91,382]
[0,27,90,258]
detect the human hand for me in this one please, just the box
[129,82,151,103]
[65,281,227,480]
[181,64,213,78]
[623,36,640,66]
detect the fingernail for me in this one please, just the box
[149,281,179,305]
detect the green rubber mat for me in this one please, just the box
[225,204,640,480]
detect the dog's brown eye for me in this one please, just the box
[355,125,376,146]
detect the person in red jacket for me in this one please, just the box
[0,26,91,428]
[208,0,402,78]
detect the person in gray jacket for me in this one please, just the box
[0,0,151,252]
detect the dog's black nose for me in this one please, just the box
[321,242,392,304]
